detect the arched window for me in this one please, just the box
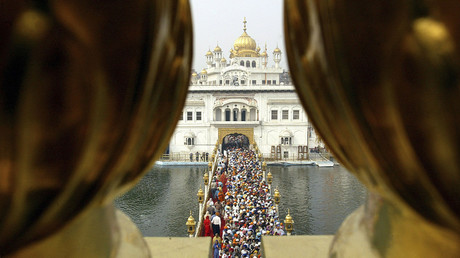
[184,132,195,146]
[215,108,222,121]
[241,109,247,121]
[246,61,250,67]
[280,137,292,145]
[252,61,256,67]
[250,108,257,121]
[280,131,293,145]
[233,108,238,121]
[225,109,231,121]
[240,60,244,66]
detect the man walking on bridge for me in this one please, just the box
[211,212,222,236]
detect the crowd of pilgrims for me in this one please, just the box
[223,134,248,149]
[202,147,285,258]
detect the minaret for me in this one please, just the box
[261,43,268,68]
[273,45,281,69]
[214,44,222,68]
[205,49,213,69]
[200,69,208,85]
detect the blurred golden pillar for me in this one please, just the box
[0,0,193,256]
[284,209,294,236]
[186,211,196,238]
[285,0,460,257]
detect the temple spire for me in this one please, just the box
[243,17,247,32]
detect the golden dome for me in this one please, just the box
[200,69,207,74]
[273,47,281,53]
[261,51,267,57]
[234,31,257,51]
[221,57,227,63]
[231,18,259,57]
[205,50,212,56]
[214,45,222,52]
[192,72,198,76]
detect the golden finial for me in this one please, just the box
[243,17,247,32]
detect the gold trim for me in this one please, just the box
[218,128,254,145]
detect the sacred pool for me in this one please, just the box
[115,165,367,237]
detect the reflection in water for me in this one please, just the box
[115,165,366,236]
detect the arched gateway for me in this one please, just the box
[222,133,250,150]
[217,128,254,149]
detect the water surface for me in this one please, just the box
[115,165,367,236]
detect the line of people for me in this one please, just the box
[203,147,285,258]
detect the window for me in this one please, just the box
[241,80,245,85]
[220,80,222,85]
[187,111,193,121]
[241,110,247,121]
[293,110,300,120]
[252,61,256,67]
[215,108,222,121]
[196,111,202,121]
[262,80,266,85]
[185,137,195,146]
[271,110,278,120]
[281,137,292,145]
[273,80,276,85]
[240,61,244,66]
[282,110,289,120]
[226,80,230,85]
[267,80,271,85]
[225,110,231,121]
[252,80,256,85]
[246,61,250,67]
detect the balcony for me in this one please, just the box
[209,120,261,127]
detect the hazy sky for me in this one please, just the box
[189,0,288,72]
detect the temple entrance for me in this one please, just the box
[222,133,250,150]
[217,128,254,147]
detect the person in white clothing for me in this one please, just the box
[211,212,221,236]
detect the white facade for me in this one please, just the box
[168,19,322,159]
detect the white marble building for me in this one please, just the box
[167,19,322,159]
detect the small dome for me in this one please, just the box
[205,50,213,56]
[192,72,198,76]
[200,69,207,74]
[273,47,281,53]
[261,51,268,57]
[221,57,227,63]
[214,45,222,52]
